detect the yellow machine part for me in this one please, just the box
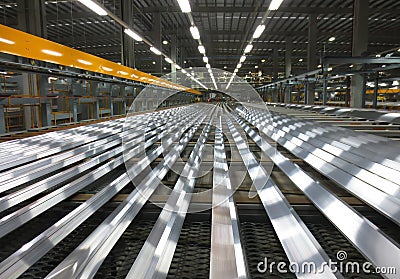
[0,24,201,95]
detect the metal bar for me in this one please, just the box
[225,112,340,278]
[231,110,400,279]
[237,106,400,225]
[262,114,400,195]
[0,107,201,237]
[0,109,208,279]
[209,111,247,279]
[324,56,400,65]
[125,107,214,279]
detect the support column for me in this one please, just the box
[372,73,379,109]
[171,35,177,82]
[322,75,328,105]
[18,0,47,128]
[92,82,100,119]
[37,75,52,126]
[285,38,292,103]
[0,105,6,134]
[151,13,162,76]
[121,0,134,67]
[307,14,318,105]
[273,48,279,82]
[17,0,47,37]
[351,0,369,108]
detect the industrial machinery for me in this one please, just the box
[0,102,399,278]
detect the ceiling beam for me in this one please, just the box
[133,6,400,15]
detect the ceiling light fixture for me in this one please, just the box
[203,56,209,63]
[253,24,266,39]
[177,0,191,13]
[244,44,253,54]
[0,37,15,45]
[190,26,200,40]
[165,57,173,64]
[42,49,63,56]
[162,40,168,45]
[198,45,206,54]
[206,63,211,69]
[261,59,266,63]
[78,0,107,16]
[77,59,92,65]
[124,29,143,41]
[240,55,246,63]
[102,66,113,72]
[269,0,284,10]
[237,63,242,68]
[150,46,162,55]
[328,37,336,42]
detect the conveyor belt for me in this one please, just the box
[0,103,398,279]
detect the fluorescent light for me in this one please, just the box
[253,24,265,39]
[376,54,381,58]
[102,66,113,72]
[162,40,168,45]
[327,67,333,71]
[150,46,162,55]
[0,37,15,45]
[77,59,92,65]
[298,58,303,62]
[177,0,191,13]
[175,64,182,70]
[224,66,227,69]
[269,0,284,10]
[379,83,388,87]
[208,69,212,73]
[165,57,173,64]
[181,69,187,74]
[190,26,200,40]
[124,28,142,41]
[393,81,399,86]
[382,64,386,68]
[244,44,253,54]
[118,71,128,75]
[328,36,336,42]
[234,69,238,73]
[317,64,322,68]
[42,49,62,56]
[203,56,209,63]
[78,0,107,16]
[237,63,242,68]
[255,65,259,68]
[206,63,211,69]
[240,55,246,63]
[261,59,266,63]
[349,64,354,68]
[198,45,206,54]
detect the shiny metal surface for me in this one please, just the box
[0,103,398,279]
